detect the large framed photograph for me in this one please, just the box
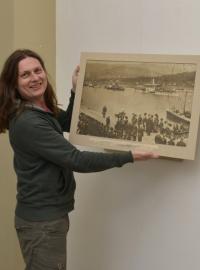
[69,52,200,160]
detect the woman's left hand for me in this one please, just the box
[72,65,80,92]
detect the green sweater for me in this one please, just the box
[9,92,133,221]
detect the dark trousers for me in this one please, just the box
[15,215,69,270]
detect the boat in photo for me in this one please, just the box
[144,78,160,93]
[166,89,191,126]
[105,80,124,91]
[166,109,190,125]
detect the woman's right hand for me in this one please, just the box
[72,65,80,92]
[131,150,159,161]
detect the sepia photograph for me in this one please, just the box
[69,52,200,160]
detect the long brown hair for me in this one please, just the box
[0,49,59,133]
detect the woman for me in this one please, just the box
[0,49,158,270]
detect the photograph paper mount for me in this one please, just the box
[69,52,200,160]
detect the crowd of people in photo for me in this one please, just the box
[77,106,189,147]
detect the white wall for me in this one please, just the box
[56,1,200,270]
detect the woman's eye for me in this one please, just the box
[21,73,29,78]
[35,68,42,74]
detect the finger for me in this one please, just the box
[75,65,80,73]
[152,153,159,158]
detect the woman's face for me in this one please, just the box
[17,57,48,102]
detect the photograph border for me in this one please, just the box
[69,52,200,160]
